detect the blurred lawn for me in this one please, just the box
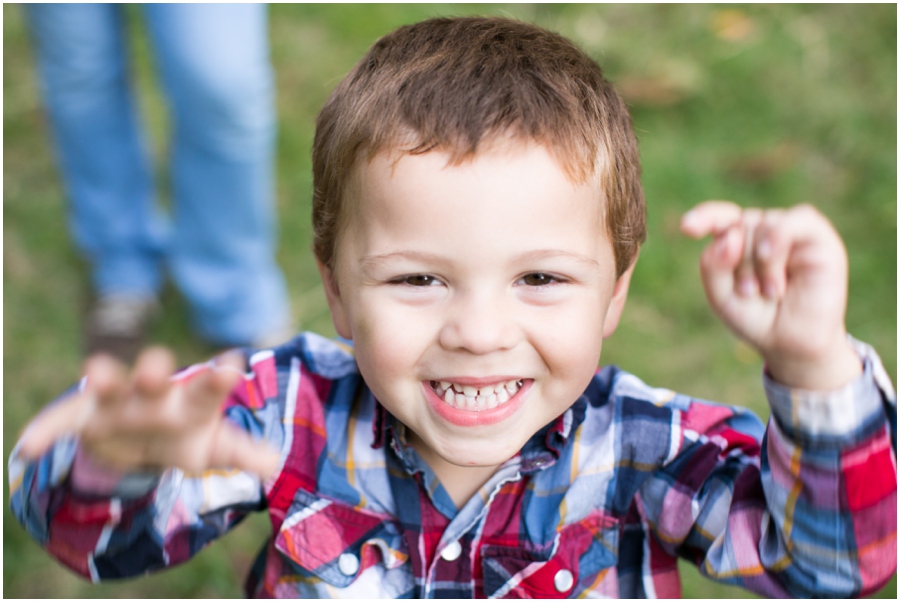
[4,3,896,598]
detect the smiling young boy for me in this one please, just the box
[10,16,897,599]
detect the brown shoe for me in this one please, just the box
[85,294,160,363]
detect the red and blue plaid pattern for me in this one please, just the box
[9,332,897,597]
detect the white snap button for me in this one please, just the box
[554,568,574,592]
[440,540,463,561]
[338,552,359,576]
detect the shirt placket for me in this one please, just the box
[380,406,577,598]
[422,460,525,598]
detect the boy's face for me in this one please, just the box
[320,144,633,476]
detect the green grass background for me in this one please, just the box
[4,3,896,598]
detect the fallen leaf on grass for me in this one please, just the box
[711,9,758,43]
[724,142,800,183]
[616,76,686,107]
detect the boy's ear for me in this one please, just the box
[316,259,352,340]
[602,258,637,339]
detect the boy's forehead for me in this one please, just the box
[339,144,611,252]
[347,148,598,218]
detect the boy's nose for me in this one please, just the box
[438,292,520,355]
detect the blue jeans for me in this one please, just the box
[25,3,291,345]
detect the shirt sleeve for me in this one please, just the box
[7,350,284,583]
[637,337,897,597]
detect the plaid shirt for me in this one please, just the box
[9,332,897,598]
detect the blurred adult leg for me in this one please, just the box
[24,3,168,299]
[25,3,168,361]
[144,4,293,347]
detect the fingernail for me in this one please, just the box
[757,238,771,260]
[715,235,729,259]
[738,276,757,297]
[682,210,697,228]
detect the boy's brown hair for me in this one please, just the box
[312,16,646,278]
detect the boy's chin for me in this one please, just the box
[434,438,524,470]
[408,423,530,472]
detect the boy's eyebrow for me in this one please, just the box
[360,251,450,272]
[360,249,602,270]
[512,249,603,270]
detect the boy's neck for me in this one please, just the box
[406,430,502,509]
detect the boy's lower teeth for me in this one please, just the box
[429,380,523,412]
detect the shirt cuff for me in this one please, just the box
[764,336,895,447]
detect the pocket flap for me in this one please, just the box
[481,512,619,598]
[275,489,407,588]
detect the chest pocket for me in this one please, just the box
[274,488,409,590]
[480,512,619,598]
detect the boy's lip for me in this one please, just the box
[421,378,532,427]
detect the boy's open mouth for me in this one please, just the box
[429,379,524,412]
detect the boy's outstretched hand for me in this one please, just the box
[681,201,862,391]
[16,347,280,481]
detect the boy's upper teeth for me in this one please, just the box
[430,379,524,411]
[435,379,521,396]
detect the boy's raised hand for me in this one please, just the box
[681,201,862,390]
[16,347,280,481]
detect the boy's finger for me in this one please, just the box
[681,200,743,238]
[83,353,129,407]
[698,225,741,307]
[753,211,791,299]
[183,351,245,416]
[778,204,845,260]
[212,349,247,378]
[132,347,177,402]
[207,351,245,403]
[764,204,847,291]
[734,210,763,297]
[209,423,281,481]
[17,393,93,459]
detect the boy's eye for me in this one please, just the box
[520,273,558,286]
[397,275,439,287]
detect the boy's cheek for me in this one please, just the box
[350,307,427,371]
[536,302,606,350]
[351,300,426,343]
